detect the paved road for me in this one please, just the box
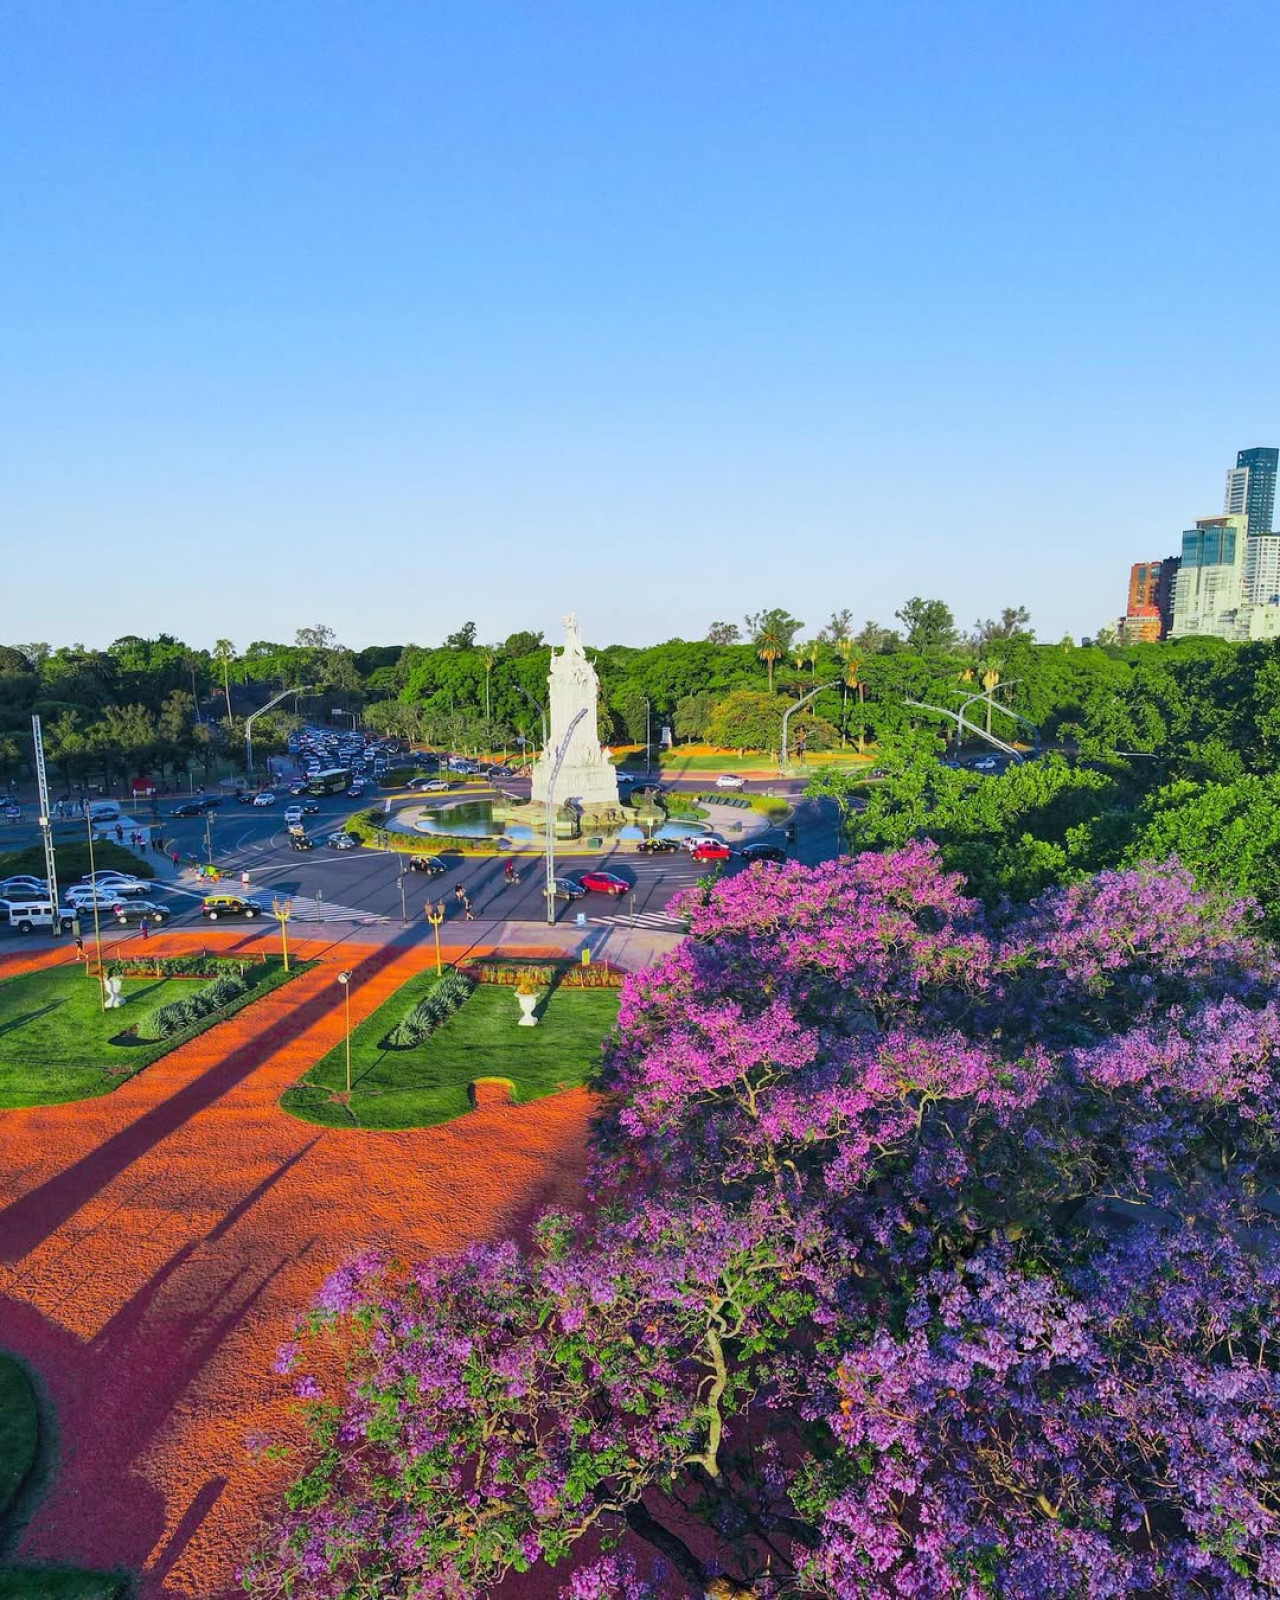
[2,776,841,949]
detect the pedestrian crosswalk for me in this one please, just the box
[590,908,689,931]
[289,898,388,925]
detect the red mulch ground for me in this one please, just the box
[0,932,597,1598]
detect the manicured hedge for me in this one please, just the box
[385,968,474,1048]
[463,958,626,990]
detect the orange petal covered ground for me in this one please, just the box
[0,932,598,1598]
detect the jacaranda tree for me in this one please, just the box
[245,845,1280,1597]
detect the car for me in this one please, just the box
[715,774,747,790]
[171,800,207,818]
[237,790,257,803]
[64,889,128,913]
[201,894,263,920]
[408,855,446,875]
[113,900,170,925]
[420,779,450,793]
[0,876,48,895]
[297,799,318,814]
[252,791,277,806]
[553,876,586,901]
[636,836,678,853]
[201,795,224,809]
[739,842,787,865]
[345,784,365,798]
[288,782,308,796]
[692,842,732,862]
[4,803,21,820]
[284,806,304,824]
[328,832,357,851]
[578,870,629,896]
[681,834,726,854]
[289,834,316,852]
[972,756,1001,773]
[73,873,146,896]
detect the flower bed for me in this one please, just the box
[462,957,625,989]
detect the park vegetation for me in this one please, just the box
[246,845,1280,1596]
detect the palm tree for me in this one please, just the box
[806,640,821,677]
[977,655,1004,738]
[480,647,499,725]
[213,639,236,727]
[756,624,786,693]
[837,642,866,754]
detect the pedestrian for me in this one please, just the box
[171,848,180,869]
[115,824,124,844]
[463,892,474,922]
[74,932,84,960]
[139,916,150,941]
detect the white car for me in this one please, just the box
[64,887,129,911]
[681,833,727,853]
[72,873,147,897]
[715,774,747,790]
[284,806,304,825]
[421,779,449,793]
[252,791,277,806]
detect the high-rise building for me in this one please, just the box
[1223,446,1278,534]
[1122,557,1181,642]
[1170,515,1249,638]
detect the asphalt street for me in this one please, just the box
[1,771,840,948]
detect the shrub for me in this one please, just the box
[144,971,248,1037]
[385,969,474,1048]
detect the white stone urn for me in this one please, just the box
[104,975,126,1009]
[516,990,539,1027]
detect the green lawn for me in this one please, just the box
[0,840,154,884]
[281,974,618,1129]
[0,960,300,1108]
[0,1355,126,1599]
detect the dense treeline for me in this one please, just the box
[5,600,1280,795]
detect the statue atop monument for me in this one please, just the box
[530,615,620,811]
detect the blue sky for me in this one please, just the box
[2,1,1278,652]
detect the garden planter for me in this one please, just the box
[516,991,539,1027]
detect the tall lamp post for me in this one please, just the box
[513,684,548,759]
[644,697,652,778]
[544,707,587,926]
[271,895,292,972]
[84,805,106,1008]
[337,969,352,1095]
[425,900,445,974]
[780,680,840,776]
[246,683,313,783]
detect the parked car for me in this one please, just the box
[739,842,787,865]
[171,800,207,817]
[578,870,630,896]
[692,842,732,862]
[328,832,357,851]
[636,836,678,853]
[553,876,586,901]
[72,873,147,896]
[201,895,263,920]
[408,855,446,875]
[4,898,73,934]
[972,756,1001,772]
[420,779,449,793]
[252,791,277,807]
[289,834,316,852]
[114,900,170,925]
[64,889,128,913]
[715,774,747,790]
[0,876,48,896]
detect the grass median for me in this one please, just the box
[281,972,618,1130]
[0,957,304,1108]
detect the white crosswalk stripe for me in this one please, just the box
[590,909,688,931]
[289,898,388,924]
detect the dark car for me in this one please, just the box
[170,801,206,818]
[739,842,787,865]
[289,834,316,852]
[408,855,446,875]
[236,790,256,804]
[553,876,586,901]
[636,836,678,853]
[300,800,321,815]
[114,899,171,925]
[578,870,629,896]
[200,895,264,920]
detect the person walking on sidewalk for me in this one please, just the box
[139,916,150,941]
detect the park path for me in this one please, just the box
[0,932,598,1598]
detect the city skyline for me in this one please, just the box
[3,2,1279,648]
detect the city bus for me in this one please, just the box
[306,768,351,797]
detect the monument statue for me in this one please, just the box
[530,614,620,811]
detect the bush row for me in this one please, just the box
[146,972,251,1038]
[106,953,264,979]
[345,807,509,856]
[464,958,626,990]
[385,969,475,1048]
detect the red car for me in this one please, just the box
[577,870,630,896]
[691,842,731,862]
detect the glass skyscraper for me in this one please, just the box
[1223,446,1278,534]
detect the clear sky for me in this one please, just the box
[2,1,1278,653]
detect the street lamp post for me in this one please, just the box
[246,683,313,783]
[332,707,358,729]
[780,680,840,776]
[513,684,548,758]
[644,697,651,778]
[271,895,292,972]
[204,809,215,867]
[544,708,588,926]
[337,969,352,1095]
[84,805,106,1008]
[398,860,407,925]
[425,900,445,974]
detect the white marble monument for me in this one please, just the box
[530,615,620,811]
